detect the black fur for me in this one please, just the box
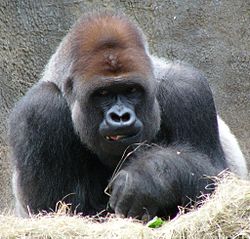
[9,82,111,215]
[9,61,227,218]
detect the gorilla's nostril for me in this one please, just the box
[110,113,121,122]
[121,113,130,122]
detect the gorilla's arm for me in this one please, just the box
[109,144,220,218]
[154,60,226,168]
[9,82,108,216]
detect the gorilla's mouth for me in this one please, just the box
[105,134,134,141]
[100,120,143,144]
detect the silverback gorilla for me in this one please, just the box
[8,12,248,218]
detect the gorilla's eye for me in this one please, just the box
[126,87,138,95]
[129,87,137,93]
[98,90,109,96]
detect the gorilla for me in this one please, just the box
[8,12,248,219]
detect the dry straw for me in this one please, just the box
[0,173,249,239]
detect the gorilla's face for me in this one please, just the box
[70,75,161,167]
[94,82,144,155]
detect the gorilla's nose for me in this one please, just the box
[106,106,136,128]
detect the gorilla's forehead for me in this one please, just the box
[93,74,148,84]
[71,47,153,81]
[77,73,156,93]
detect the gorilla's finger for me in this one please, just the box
[127,204,157,221]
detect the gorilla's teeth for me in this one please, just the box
[116,135,125,139]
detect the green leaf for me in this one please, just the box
[146,216,165,228]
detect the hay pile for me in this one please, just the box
[0,173,249,239]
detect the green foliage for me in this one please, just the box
[146,216,165,228]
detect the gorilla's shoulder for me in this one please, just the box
[151,55,207,86]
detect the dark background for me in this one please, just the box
[0,0,249,211]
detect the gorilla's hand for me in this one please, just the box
[108,145,217,219]
[108,168,167,220]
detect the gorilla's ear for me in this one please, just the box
[63,77,76,104]
[63,77,74,95]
